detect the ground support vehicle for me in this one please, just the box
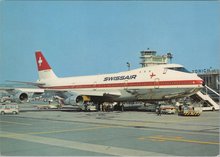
[36,104,61,109]
[79,102,97,111]
[178,105,202,116]
[156,104,176,114]
[0,103,19,115]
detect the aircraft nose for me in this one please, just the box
[202,80,205,86]
[196,77,204,86]
[194,74,204,86]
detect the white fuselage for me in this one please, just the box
[37,64,203,102]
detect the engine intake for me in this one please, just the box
[64,95,85,106]
[13,92,29,102]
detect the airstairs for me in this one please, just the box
[192,85,219,111]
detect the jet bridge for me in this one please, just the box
[191,85,219,111]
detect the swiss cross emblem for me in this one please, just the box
[38,57,43,66]
[150,72,156,78]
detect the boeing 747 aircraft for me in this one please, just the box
[32,51,203,109]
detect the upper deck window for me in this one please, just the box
[167,67,191,73]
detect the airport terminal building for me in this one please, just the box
[192,68,219,93]
[192,68,220,101]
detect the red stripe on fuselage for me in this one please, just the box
[40,80,203,90]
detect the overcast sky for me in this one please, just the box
[0,1,219,83]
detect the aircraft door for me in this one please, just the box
[124,80,128,90]
[154,78,160,89]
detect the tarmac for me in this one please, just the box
[0,103,219,156]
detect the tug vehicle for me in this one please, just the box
[178,105,202,116]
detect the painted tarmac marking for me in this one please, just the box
[0,120,32,126]
[124,125,219,137]
[27,125,113,135]
[138,135,220,145]
[0,131,170,156]
[114,119,177,125]
[104,119,219,137]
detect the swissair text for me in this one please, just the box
[103,75,137,81]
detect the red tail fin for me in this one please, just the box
[35,51,57,80]
[35,51,51,71]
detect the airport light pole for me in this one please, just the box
[167,52,173,63]
[126,62,130,71]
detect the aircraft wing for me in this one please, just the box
[45,89,121,97]
[6,80,45,86]
[0,87,45,103]
[0,87,44,93]
[42,89,121,102]
[74,90,121,97]
[0,87,15,92]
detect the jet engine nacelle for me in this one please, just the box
[12,91,29,103]
[64,95,84,106]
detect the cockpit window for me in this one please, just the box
[166,67,191,73]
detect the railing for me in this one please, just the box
[204,85,220,97]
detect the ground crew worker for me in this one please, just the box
[157,105,161,116]
[100,104,103,111]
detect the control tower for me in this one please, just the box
[140,49,171,67]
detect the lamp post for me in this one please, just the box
[126,62,130,71]
[167,53,173,63]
